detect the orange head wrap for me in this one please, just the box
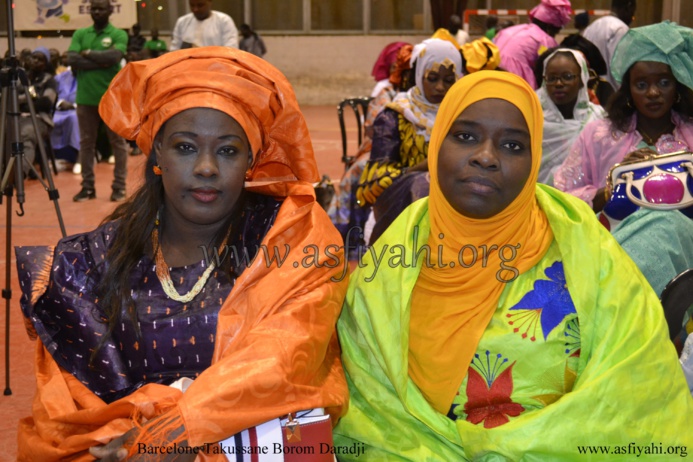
[99,46,319,185]
[409,71,554,413]
[389,44,414,89]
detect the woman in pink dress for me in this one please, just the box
[554,21,693,212]
[493,0,572,89]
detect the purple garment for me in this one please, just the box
[367,109,430,245]
[554,112,693,206]
[51,70,80,151]
[16,193,281,403]
[494,23,558,89]
[370,170,429,245]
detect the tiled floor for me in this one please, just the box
[0,104,347,460]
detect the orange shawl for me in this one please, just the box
[408,71,553,413]
[18,47,349,461]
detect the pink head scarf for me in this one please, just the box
[371,42,410,81]
[529,0,572,28]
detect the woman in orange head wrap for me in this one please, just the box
[334,71,693,460]
[16,47,348,461]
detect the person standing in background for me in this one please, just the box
[574,11,589,34]
[143,28,168,58]
[583,0,636,89]
[448,14,470,46]
[67,0,129,202]
[493,0,573,89]
[239,23,266,58]
[170,0,238,50]
[484,15,499,39]
[126,23,146,62]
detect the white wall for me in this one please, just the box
[9,34,429,105]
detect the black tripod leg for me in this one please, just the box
[3,184,12,396]
[0,86,7,187]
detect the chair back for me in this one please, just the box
[337,97,371,171]
[661,268,693,341]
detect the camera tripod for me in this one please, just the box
[1,0,66,396]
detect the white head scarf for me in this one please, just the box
[536,48,606,184]
[386,38,463,141]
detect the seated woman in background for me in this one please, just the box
[18,47,57,177]
[558,33,615,105]
[333,71,692,460]
[357,38,462,244]
[370,42,410,98]
[51,58,80,167]
[16,47,348,461]
[536,48,606,184]
[554,21,693,211]
[329,43,413,259]
[364,44,414,141]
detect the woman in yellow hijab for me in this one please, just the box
[334,71,693,460]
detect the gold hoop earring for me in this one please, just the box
[626,99,633,109]
[676,93,682,103]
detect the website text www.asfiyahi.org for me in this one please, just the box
[200,226,521,283]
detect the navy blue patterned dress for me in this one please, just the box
[17,193,281,403]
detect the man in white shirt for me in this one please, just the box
[170,0,238,50]
[449,14,470,46]
[583,0,636,89]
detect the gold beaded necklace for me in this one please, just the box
[152,215,230,303]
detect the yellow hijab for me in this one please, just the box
[409,71,554,414]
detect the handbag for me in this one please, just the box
[599,151,693,231]
[219,408,336,462]
[168,379,335,462]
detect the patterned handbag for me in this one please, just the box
[169,378,336,461]
[599,151,693,230]
[219,408,336,462]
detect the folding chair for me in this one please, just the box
[336,97,372,172]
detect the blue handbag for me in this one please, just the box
[599,151,693,231]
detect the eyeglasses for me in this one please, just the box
[544,73,578,85]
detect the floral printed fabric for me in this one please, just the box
[356,110,427,206]
[448,250,582,429]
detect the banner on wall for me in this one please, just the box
[13,1,138,31]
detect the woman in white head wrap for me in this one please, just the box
[536,48,606,184]
[356,38,462,244]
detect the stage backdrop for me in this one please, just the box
[14,1,137,31]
